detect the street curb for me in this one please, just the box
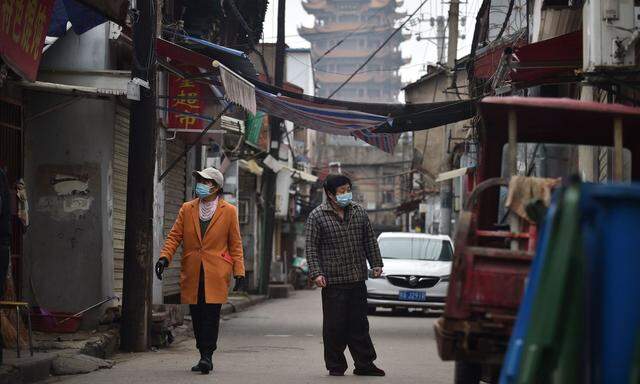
[0,353,55,384]
[222,295,268,316]
[0,329,120,384]
[0,297,268,383]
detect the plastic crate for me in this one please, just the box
[31,310,82,333]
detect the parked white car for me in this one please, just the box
[366,232,453,314]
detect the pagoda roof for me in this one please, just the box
[302,0,327,11]
[311,46,404,59]
[316,72,401,84]
[299,20,408,36]
[303,0,400,12]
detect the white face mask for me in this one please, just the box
[335,192,353,207]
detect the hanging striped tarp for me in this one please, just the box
[255,89,399,153]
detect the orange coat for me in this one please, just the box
[160,198,245,304]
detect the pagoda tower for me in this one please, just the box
[300,0,409,102]
[300,0,412,231]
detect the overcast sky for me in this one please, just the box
[261,0,482,100]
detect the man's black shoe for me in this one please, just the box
[354,365,386,376]
[329,370,345,376]
[192,350,213,374]
[197,357,213,375]
[191,351,206,372]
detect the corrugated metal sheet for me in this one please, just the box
[162,138,186,298]
[112,104,129,296]
[537,8,582,41]
[112,105,187,299]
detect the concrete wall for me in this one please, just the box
[404,68,470,178]
[22,22,116,328]
[23,93,115,328]
[41,25,110,71]
[404,67,471,234]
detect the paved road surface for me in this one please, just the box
[47,290,453,384]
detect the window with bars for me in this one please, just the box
[238,199,250,224]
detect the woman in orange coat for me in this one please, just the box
[155,167,245,375]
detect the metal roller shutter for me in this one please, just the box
[162,138,186,299]
[112,104,129,296]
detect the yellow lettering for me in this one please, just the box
[178,115,198,129]
[11,0,24,43]
[21,0,36,52]
[1,0,14,35]
[30,3,46,60]
[178,79,195,88]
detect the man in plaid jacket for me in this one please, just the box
[305,174,385,377]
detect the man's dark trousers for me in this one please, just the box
[322,282,377,373]
[190,265,222,355]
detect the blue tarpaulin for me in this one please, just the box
[47,0,106,37]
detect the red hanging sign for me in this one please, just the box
[168,69,205,131]
[0,0,56,82]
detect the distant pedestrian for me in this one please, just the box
[305,174,385,377]
[155,167,245,375]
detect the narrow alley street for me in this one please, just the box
[45,290,452,384]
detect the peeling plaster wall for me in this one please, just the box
[23,94,115,328]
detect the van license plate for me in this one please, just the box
[399,291,426,301]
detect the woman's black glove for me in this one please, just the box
[233,276,245,292]
[155,257,169,280]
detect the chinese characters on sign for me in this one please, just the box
[0,0,55,81]
[168,71,205,130]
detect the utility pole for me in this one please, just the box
[259,0,286,294]
[436,16,447,64]
[121,0,158,352]
[439,0,459,236]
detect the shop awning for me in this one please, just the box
[289,167,318,183]
[261,155,318,183]
[17,79,127,98]
[473,31,582,87]
[479,96,640,146]
[510,30,582,85]
[435,167,474,182]
[239,160,264,176]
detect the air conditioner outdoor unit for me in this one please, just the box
[583,0,639,70]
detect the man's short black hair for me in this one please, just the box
[323,174,352,195]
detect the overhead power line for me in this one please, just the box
[328,0,430,100]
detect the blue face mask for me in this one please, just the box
[336,192,352,207]
[195,183,213,199]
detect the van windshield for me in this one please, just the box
[378,237,453,261]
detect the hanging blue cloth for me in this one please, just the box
[47,1,69,37]
[46,0,106,37]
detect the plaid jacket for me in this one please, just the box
[305,202,383,285]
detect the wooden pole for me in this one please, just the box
[439,0,460,237]
[120,0,157,352]
[613,117,623,182]
[259,0,286,294]
[508,109,518,176]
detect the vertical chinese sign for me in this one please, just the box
[168,68,205,131]
[0,0,56,81]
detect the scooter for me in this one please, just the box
[288,256,312,290]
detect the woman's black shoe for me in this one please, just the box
[353,365,386,376]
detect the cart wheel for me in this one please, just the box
[455,361,481,384]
